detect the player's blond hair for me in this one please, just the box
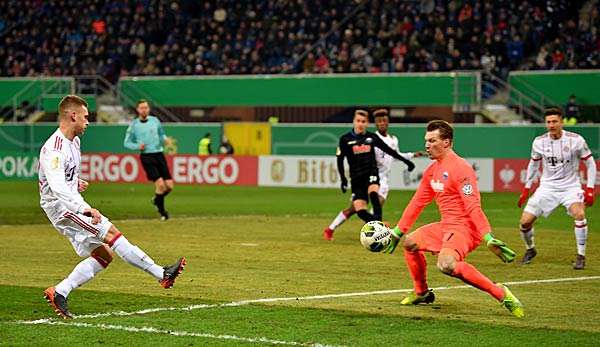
[58,95,88,120]
[426,120,453,142]
[354,109,369,118]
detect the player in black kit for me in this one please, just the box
[336,109,415,224]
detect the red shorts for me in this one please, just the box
[408,222,481,261]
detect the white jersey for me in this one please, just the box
[530,130,593,190]
[39,129,90,222]
[374,131,413,178]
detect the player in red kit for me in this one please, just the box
[382,120,523,317]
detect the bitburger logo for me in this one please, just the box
[271,159,284,182]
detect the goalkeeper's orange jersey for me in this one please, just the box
[397,150,491,237]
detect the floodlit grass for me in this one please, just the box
[0,182,598,346]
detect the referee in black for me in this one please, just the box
[124,99,173,220]
[337,109,415,223]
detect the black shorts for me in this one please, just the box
[140,152,172,181]
[351,172,380,201]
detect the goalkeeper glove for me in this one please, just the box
[584,187,594,207]
[517,187,529,208]
[484,233,516,263]
[382,226,404,254]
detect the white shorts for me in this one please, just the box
[378,176,390,200]
[524,187,584,218]
[52,211,113,257]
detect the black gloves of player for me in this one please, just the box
[340,177,348,193]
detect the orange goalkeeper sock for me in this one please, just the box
[404,249,428,295]
[452,261,504,301]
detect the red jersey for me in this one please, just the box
[397,150,491,237]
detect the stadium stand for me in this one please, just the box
[1,1,596,79]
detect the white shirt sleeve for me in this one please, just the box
[530,139,543,161]
[524,159,541,189]
[40,149,89,214]
[524,140,542,189]
[399,152,414,160]
[579,137,596,188]
[583,156,597,188]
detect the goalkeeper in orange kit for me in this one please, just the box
[381,120,523,317]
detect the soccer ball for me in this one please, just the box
[360,221,391,252]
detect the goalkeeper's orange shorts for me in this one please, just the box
[409,222,481,261]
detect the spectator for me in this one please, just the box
[198,132,212,155]
[219,136,234,155]
[0,1,592,78]
[564,94,579,125]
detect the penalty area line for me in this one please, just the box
[19,275,600,323]
[15,321,342,347]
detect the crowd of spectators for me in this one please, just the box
[0,0,598,82]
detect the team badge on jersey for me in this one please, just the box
[462,183,473,195]
[430,179,444,192]
[442,171,449,180]
[365,137,373,144]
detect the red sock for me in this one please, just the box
[404,249,428,294]
[451,261,504,301]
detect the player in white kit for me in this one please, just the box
[323,108,422,240]
[517,107,596,269]
[39,95,186,319]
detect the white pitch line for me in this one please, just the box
[20,275,600,323]
[16,321,341,347]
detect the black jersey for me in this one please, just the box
[337,130,414,180]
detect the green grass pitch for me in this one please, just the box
[0,181,599,346]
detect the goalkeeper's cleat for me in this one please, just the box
[160,257,186,289]
[573,254,585,270]
[520,247,537,265]
[401,289,435,305]
[43,287,73,319]
[499,284,524,318]
[323,227,334,241]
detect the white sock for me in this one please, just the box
[328,211,349,230]
[55,257,104,297]
[520,226,535,249]
[574,219,587,256]
[111,235,164,280]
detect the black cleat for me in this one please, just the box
[152,197,169,221]
[573,254,585,270]
[520,247,537,265]
[43,287,73,319]
[160,211,169,221]
[151,197,160,212]
[160,257,186,289]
